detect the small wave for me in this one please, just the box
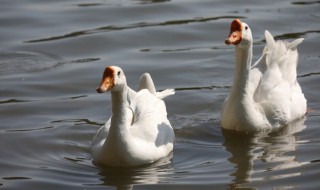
[0,50,100,74]
[298,71,320,78]
[5,126,54,133]
[292,1,320,5]
[25,15,246,43]
[274,30,320,40]
[0,51,62,74]
[50,118,103,126]
[0,99,28,105]
[2,177,31,180]
[158,85,230,92]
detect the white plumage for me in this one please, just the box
[221,19,307,132]
[91,66,175,167]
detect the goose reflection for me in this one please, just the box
[222,118,306,188]
[95,152,173,190]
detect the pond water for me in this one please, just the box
[0,0,319,189]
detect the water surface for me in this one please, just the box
[1,0,320,189]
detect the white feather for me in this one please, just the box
[138,72,175,99]
[221,22,307,132]
[91,66,174,167]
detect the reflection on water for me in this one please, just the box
[223,118,306,189]
[95,152,173,190]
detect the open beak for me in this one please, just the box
[96,67,115,93]
[225,19,242,45]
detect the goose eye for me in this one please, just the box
[245,26,248,30]
[117,71,121,77]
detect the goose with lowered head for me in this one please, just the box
[91,66,175,167]
[221,19,307,133]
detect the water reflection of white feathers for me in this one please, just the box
[222,117,307,188]
[96,152,173,190]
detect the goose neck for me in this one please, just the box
[230,45,253,98]
[109,86,131,134]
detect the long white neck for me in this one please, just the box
[96,85,133,162]
[229,44,252,100]
[109,86,131,135]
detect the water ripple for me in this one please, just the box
[292,1,320,5]
[0,99,29,105]
[0,51,61,74]
[173,85,231,92]
[76,3,104,7]
[51,118,103,126]
[5,126,54,133]
[141,45,230,53]
[298,72,320,78]
[275,30,320,40]
[2,177,31,180]
[25,15,246,43]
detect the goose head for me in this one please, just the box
[96,66,127,93]
[225,19,253,48]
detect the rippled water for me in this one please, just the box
[1,0,320,189]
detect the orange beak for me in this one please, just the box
[225,19,242,45]
[96,67,115,93]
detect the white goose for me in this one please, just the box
[91,66,175,167]
[221,19,307,132]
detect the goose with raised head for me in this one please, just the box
[92,66,175,167]
[221,19,307,132]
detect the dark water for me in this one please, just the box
[1,0,320,189]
